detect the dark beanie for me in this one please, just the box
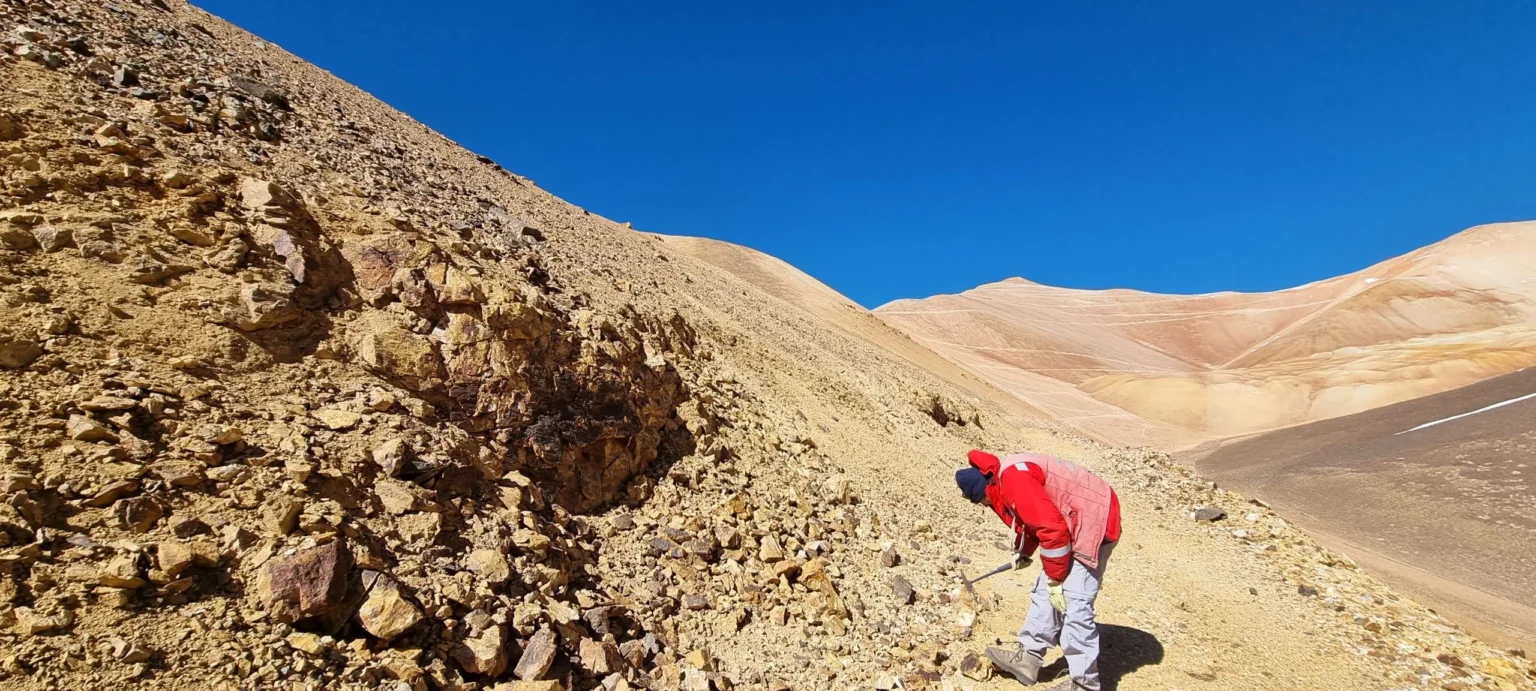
[955,467,988,504]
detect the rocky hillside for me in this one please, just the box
[0,2,1531,691]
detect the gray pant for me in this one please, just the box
[1018,540,1115,691]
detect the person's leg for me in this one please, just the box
[1059,541,1115,691]
[1018,569,1061,658]
[988,570,1057,684]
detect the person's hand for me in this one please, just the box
[1048,581,1067,613]
[1012,553,1032,570]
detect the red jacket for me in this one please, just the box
[969,450,1121,582]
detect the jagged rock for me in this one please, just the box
[66,414,118,442]
[116,497,162,533]
[264,498,302,534]
[258,540,352,623]
[1,227,38,250]
[579,638,623,676]
[758,535,785,563]
[0,333,44,369]
[153,460,205,487]
[87,479,139,507]
[99,554,146,588]
[375,478,423,515]
[221,279,301,331]
[31,225,74,252]
[465,549,511,585]
[452,624,508,676]
[15,607,72,635]
[285,632,329,656]
[351,312,444,391]
[881,545,900,568]
[514,628,558,681]
[892,575,915,605]
[239,178,293,211]
[156,541,194,578]
[959,652,991,681]
[490,682,564,691]
[313,408,361,431]
[108,637,154,663]
[372,438,411,476]
[1194,505,1227,522]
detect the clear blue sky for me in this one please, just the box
[196,1,1536,307]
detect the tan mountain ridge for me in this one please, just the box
[875,222,1536,450]
[0,2,1530,691]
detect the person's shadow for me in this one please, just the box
[1037,625,1164,691]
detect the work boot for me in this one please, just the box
[1038,678,1094,691]
[984,646,1043,685]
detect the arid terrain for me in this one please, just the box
[876,225,1536,450]
[1193,367,1536,649]
[0,2,1531,691]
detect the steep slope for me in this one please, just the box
[1192,366,1536,649]
[0,3,1529,691]
[877,223,1536,448]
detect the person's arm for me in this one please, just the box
[999,472,1073,582]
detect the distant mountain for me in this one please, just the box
[874,222,1536,449]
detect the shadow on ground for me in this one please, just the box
[1038,624,1164,690]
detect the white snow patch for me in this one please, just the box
[1396,392,1536,435]
[1363,277,1380,284]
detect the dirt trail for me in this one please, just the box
[0,2,1529,691]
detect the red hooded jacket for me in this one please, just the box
[969,450,1121,582]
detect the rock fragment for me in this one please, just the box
[514,628,558,681]
[258,541,352,623]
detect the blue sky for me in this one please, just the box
[196,1,1536,307]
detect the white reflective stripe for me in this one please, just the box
[1039,545,1072,558]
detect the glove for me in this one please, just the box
[1012,553,1032,570]
[1048,580,1066,614]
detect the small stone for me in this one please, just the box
[108,637,153,663]
[153,460,205,487]
[892,575,915,605]
[375,478,421,515]
[170,225,217,247]
[959,651,991,681]
[514,628,558,681]
[264,498,302,534]
[31,225,74,252]
[682,593,710,611]
[759,535,785,563]
[881,545,900,568]
[313,408,361,431]
[157,541,195,577]
[365,390,398,411]
[0,333,43,369]
[87,479,139,507]
[465,549,511,585]
[99,553,146,588]
[371,439,410,477]
[15,607,72,635]
[286,632,329,656]
[116,497,163,533]
[0,227,38,251]
[67,414,118,442]
[169,515,208,537]
[452,624,508,676]
[1193,505,1226,522]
